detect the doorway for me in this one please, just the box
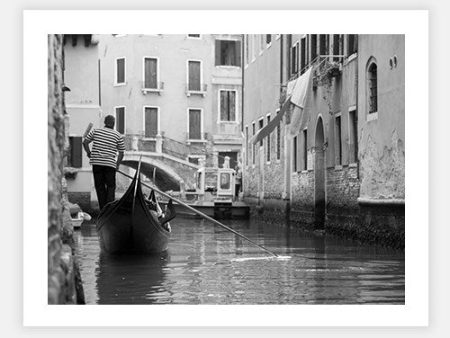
[314,117,326,229]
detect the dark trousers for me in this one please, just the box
[93,165,116,210]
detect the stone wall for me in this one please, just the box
[48,34,84,304]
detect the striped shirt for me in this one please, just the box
[85,127,125,168]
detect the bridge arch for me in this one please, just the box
[121,152,198,192]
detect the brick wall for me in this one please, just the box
[48,34,84,304]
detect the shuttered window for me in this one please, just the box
[300,37,306,74]
[311,35,317,61]
[188,61,201,91]
[144,107,158,138]
[333,34,341,62]
[115,107,125,134]
[188,109,202,140]
[68,136,82,168]
[348,34,358,55]
[116,58,125,84]
[320,35,329,55]
[219,90,236,121]
[144,58,158,89]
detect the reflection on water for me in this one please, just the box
[74,217,405,304]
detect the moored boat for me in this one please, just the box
[96,168,175,254]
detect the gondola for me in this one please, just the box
[96,164,176,254]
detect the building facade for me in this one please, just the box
[242,34,405,248]
[98,34,243,184]
[63,34,102,210]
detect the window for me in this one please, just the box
[259,119,264,147]
[115,107,125,134]
[333,34,342,62]
[245,126,249,166]
[276,111,281,160]
[319,34,329,55]
[215,40,241,67]
[290,41,299,76]
[252,122,256,165]
[245,35,250,65]
[219,151,238,169]
[302,129,308,170]
[311,35,317,61]
[187,34,201,38]
[68,136,82,168]
[144,57,158,89]
[188,60,202,91]
[188,108,202,140]
[115,57,125,85]
[293,136,298,172]
[349,109,358,163]
[266,34,272,45]
[144,107,159,138]
[335,116,342,165]
[219,90,237,121]
[347,34,358,55]
[367,62,378,114]
[266,115,271,162]
[188,155,205,165]
[300,37,306,74]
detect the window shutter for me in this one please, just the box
[71,136,82,168]
[145,107,158,137]
[188,61,201,91]
[189,109,201,139]
[117,58,125,83]
[229,91,236,121]
[235,41,241,67]
[215,40,221,66]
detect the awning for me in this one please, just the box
[252,98,291,145]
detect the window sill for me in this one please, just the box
[114,82,127,87]
[218,120,239,124]
[187,139,207,144]
[142,88,163,95]
[334,165,343,171]
[349,162,358,168]
[186,90,207,97]
[142,137,158,141]
[215,65,241,69]
[367,112,378,122]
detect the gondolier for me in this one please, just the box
[83,115,125,210]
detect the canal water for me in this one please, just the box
[74,217,405,305]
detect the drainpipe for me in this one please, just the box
[241,34,244,133]
[241,34,245,195]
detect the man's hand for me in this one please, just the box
[87,151,91,159]
[116,162,121,170]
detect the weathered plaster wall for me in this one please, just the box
[357,35,405,200]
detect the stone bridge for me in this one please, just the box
[121,151,199,192]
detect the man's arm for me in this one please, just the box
[116,151,124,169]
[83,139,92,158]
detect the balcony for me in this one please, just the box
[141,81,164,95]
[186,83,207,97]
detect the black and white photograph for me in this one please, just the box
[21,10,430,328]
[50,32,405,306]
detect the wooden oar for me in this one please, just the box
[116,169,278,257]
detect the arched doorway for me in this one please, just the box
[314,117,326,229]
